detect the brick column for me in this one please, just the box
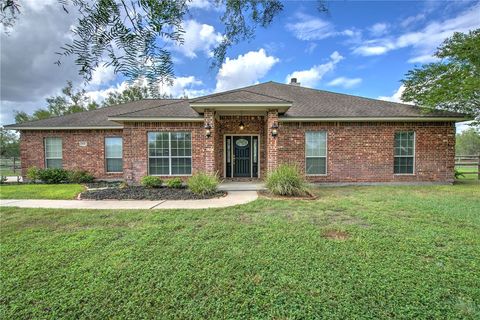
[204,109,216,174]
[266,110,279,173]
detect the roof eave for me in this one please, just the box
[4,125,124,130]
[108,117,204,122]
[278,116,471,122]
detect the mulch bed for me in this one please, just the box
[84,181,123,189]
[258,190,317,200]
[80,186,226,200]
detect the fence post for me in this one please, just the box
[13,157,16,174]
[478,155,480,180]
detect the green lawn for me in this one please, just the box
[457,166,479,180]
[1,183,479,319]
[0,184,84,199]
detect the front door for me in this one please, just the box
[233,136,251,177]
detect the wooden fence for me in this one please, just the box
[455,155,480,180]
[0,157,21,176]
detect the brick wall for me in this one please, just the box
[277,121,456,183]
[20,129,124,179]
[19,120,456,184]
[122,122,205,183]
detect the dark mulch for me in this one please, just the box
[80,186,226,200]
[84,181,123,189]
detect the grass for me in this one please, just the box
[1,183,479,319]
[457,166,479,180]
[0,168,18,176]
[0,184,84,199]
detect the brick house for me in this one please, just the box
[5,80,469,184]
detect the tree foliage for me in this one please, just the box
[102,84,160,107]
[456,128,480,155]
[1,0,327,92]
[14,81,99,123]
[401,29,480,125]
[0,127,19,157]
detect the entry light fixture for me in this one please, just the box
[271,122,279,137]
[239,120,245,131]
[204,123,212,137]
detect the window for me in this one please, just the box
[148,132,192,175]
[44,137,62,168]
[305,131,327,175]
[105,137,123,173]
[394,132,415,174]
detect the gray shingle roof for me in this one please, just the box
[191,89,291,104]
[5,81,467,129]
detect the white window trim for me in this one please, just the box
[44,137,63,169]
[148,132,193,176]
[105,137,123,173]
[393,131,416,175]
[305,131,328,176]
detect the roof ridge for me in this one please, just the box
[190,83,269,102]
[111,99,190,118]
[240,89,292,103]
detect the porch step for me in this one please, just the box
[219,182,266,191]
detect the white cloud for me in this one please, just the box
[89,65,116,86]
[86,76,208,102]
[327,77,362,88]
[285,51,344,88]
[215,49,279,92]
[353,4,480,60]
[378,85,407,103]
[286,12,357,41]
[353,43,393,56]
[173,20,223,58]
[369,23,389,36]
[400,14,426,29]
[407,54,440,64]
[159,76,209,98]
[188,0,223,11]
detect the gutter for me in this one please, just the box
[278,117,470,122]
[4,126,124,130]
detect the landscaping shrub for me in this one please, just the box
[166,177,183,188]
[37,168,70,184]
[265,164,307,196]
[187,172,219,195]
[26,167,41,182]
[454,168,465,179]
[141,176,163,188]
[68,170,95,183]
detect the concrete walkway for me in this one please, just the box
[219,182,266,191]
[0,191,258,210]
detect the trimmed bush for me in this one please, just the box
[68,170,95,183]
[141,176,163,188]
[166,177,183,188]
[265,164,307,196]
[187,172,219,195]
[37,168,70,184]
[26,167,41,182]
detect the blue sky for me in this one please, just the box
[1,0,479,129]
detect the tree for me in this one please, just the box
[0,127,19,157]
[14,81,100,123]
[102,85,151,107]
[456,128,480,155]
[1,0,326,92]
[401,29,480,125]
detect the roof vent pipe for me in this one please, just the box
[290,78,300,86]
